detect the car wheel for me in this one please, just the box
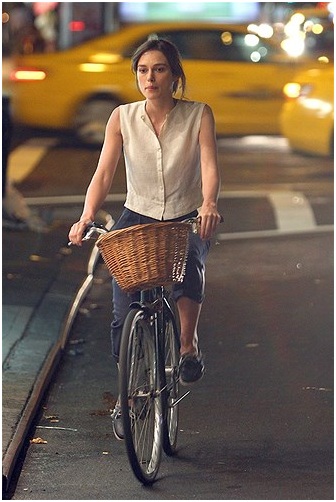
[74,98,119,146]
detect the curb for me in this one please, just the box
[2,213,114,494]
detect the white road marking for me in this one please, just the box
[11,138,332,239]
[8,138,58,183]
[24,192,333,240]
[268,192,316,231]
[217,136,289,150]
[25,193,126,205]
[216,225,333,241]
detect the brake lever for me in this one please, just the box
[68,222,108,246]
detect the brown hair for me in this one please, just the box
[131,36,186,98]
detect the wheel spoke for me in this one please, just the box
[161,299,181,455]
[119,309,162,484]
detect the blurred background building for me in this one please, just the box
[2,2,333,55]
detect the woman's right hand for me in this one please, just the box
[68,219,92,246]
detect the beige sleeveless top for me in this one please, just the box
[119,99,205,220]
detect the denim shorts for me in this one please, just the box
[110,207,210,360]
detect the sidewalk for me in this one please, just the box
[2,209,104,493]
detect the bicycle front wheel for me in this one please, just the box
[119,308,162,485]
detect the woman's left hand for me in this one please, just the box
[198,203,222,240]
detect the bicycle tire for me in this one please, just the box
[119,308,162,485]
[161,297,181,455]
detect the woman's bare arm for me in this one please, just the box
[198,104,222,240]
[68,107,122,245]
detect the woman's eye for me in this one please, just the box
[137,66,166,74]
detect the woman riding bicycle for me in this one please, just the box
[68,36,221,439]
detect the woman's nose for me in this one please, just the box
[147,71,155,81]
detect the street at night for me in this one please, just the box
[3,128,333,499]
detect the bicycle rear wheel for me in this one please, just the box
[119,308,162,485]
[161,298,181,455]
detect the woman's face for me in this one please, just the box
[136,50,177,100]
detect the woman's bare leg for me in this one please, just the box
[177,296,202,356]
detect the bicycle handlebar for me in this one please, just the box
[68,215,223,246]
[82,223,108,239]
[68,222,108,246]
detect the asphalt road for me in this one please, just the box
[5,130,334,499]
[10,231,333,500]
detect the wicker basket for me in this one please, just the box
[96,222,190,293]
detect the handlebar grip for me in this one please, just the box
[68,221,109,246]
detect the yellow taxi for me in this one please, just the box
[9,22,331,145]
[280,64,334,157]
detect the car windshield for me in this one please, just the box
[304,23,334,59]
[123,29,280,63]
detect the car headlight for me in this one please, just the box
[283,82,314,98]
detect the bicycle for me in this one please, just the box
[75,217,210,485]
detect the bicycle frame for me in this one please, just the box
[128,286,191,413]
